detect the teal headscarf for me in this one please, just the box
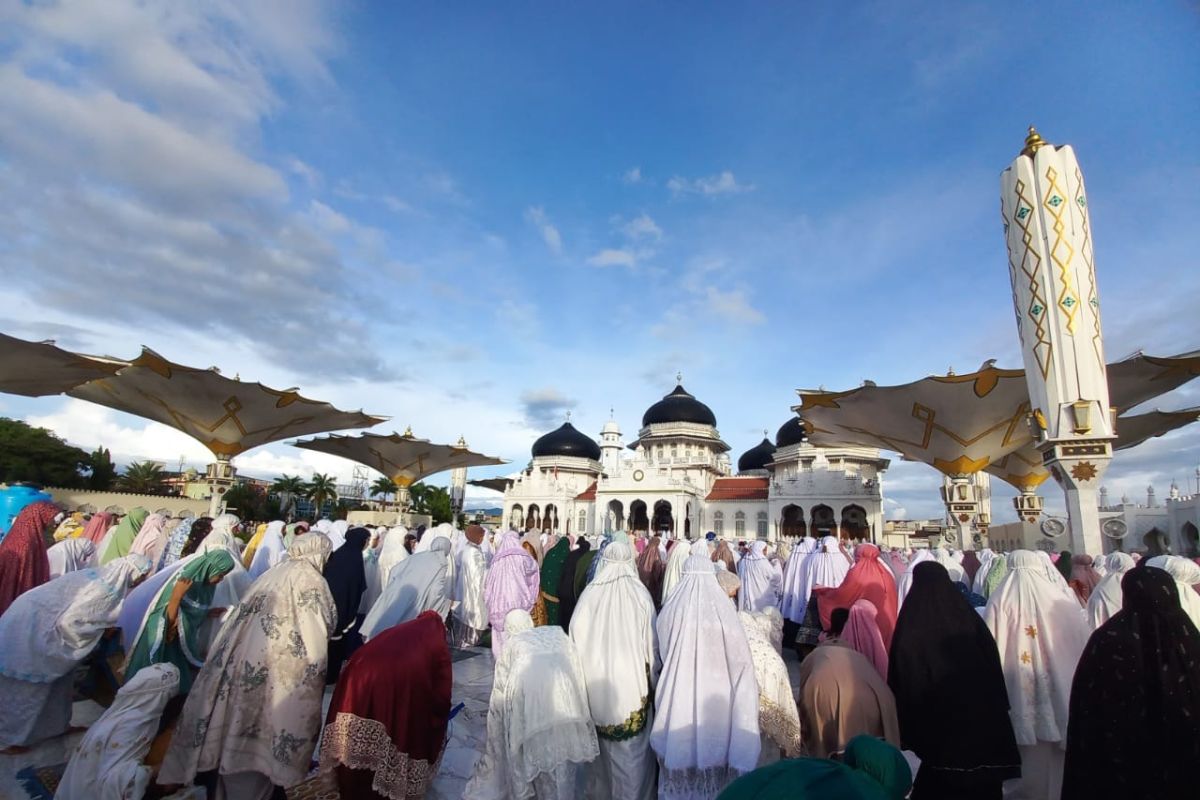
[101,507,148,564]
[717,736,911,799]
[124,549,235,693]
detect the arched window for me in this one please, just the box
[578,510,587,534]
[735,510,746,537]
[713,510,725,536]
[756,511,768,538]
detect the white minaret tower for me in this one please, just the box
[449,435,468,520]
[599,409,623,477]
[1001,126,1115,555]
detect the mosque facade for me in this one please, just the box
[501,382,891,542]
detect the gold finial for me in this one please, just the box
[676,371,683,385]
[402,425,414,438]
[1021,125,1048,158]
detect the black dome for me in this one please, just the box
[775,416,807,447]
[737,437,777,473]
[531,422,601,461]
[642,384,717,427]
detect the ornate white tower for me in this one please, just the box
[449,435,468,519]
[599,411,623,477]
[1001,127,1115,555]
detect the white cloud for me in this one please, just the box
[524,206,563,255]
[382,195,414,214]
[286,157,321,188]
[622,213,662,241]
[667,170,754,197]
[309,200,352,234]
[622,166,643,184]
[587,248,638,268]
[705,287,765,325]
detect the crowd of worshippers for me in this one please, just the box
[0,500,1197,800]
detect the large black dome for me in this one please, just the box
[737,437,776,473]
[531,422,601,461]
[642,384,717,427]
[775,416,807,447]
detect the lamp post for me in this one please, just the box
[1000,127,1115,554]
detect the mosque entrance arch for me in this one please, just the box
[652,500,674,535]
[1143,527,1170,556]
[509,504,523,531]
[840,504,869,540]
[684,502,692,538]
[543,504,558,532]
[629,500,649,534]
[1183,521,1199,557]
[811,504,836,537]
[607,500,625,534]
[525,504,540,532]
[781,504,806,538]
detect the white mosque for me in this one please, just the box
[500,381,891,542]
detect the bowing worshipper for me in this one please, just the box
[58,663,180,800]
[123,549,236,692]
[240,522,269,567]
[247,520,287,579]
[972,547,997,595]
[652,555,760,799]
[715,561,741,600]
[466,609,599,799]
[717,734,913,800]
[889,561,1019,799]
[327,519,350,551]
[982,550,1010,598]
[1090,553,1107,577]
[521,529,544,565]
[556,535,593,631]
[0,499,60,616]
[127,513,170,567]
[569,542,660,799]
[281,520,309,549]
[929,547,964,584]
[537,535,570,626]
[324,526,371,684]
[1035,550,1074,599]
[636,534,667,610]
[738,611,802,764]
[797,606,899,758]
[812,542,897,650]
[0,554,152,753]
[660,537,692,603]
[712,538,738,573]
[780,536,817,648]
[736,540,783,613]
[158,534,335,800]
[451,524,490,648]
[159,516,203,569]
[1146,554,1200,630]
[319,610,452,800]
[1061,566,1200,800]
[484,530,541,657]
[793,535,851,656]
[1067,553,1102,606]
[100,506,149,564]
[51,511,84,542]
[1086,551,1136,629]
[842,598,889,679]
[895,548,934,605]
[47,537,97,578]
[78,510,113,544]
[983,549,1094,800]
[960,548,982,587]
[360,536,452,640]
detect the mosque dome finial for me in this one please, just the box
[1021,125,1049,158]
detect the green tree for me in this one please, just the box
[223,482,267,521]
[409,481,453,525]
[85,446,117,490]
[120,461,166,494]
[270,474,306,495]
[306,473,339,519]
[370,476,396,502]
[0,417,89,487]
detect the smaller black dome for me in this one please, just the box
[737,437,776,473]
[531,422,601,461]
[642,384,718,427]
[775,416,807,447]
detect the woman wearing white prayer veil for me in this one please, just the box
[1086,551,1135,629]
[661,539,692,602]
[652,555,760,800]
[326,519,349,551]
[47,537,97,578]
[736,540,783,613]
[738,611,802,765]
[467,609,599,800]
[246,520,285,579]
[375,525,409,588]
[360,537,453,640]
[568,542,660,800]
[779,536,816,650]
[0,554,154,751]
[895,548,934,606]
[972,548,997,595]
[931,547,965,583]
[1036,550,1075,599]
[1146,554,1200,631]
[983,550,1090,800]
[59,663,180,800]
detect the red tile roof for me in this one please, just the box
[575,481,597,501]
[706,477,769,501]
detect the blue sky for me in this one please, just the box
[0,0,1197,518]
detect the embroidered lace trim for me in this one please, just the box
[758,696,802,757]
[659,765,742,799]
[319,712,439,800]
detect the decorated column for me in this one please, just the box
[449,435,469,520]
[1000,127,1115,554]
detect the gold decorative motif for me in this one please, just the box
[1025,625,1038,638]
[1070,461,1098,481]
[930,366,1024,398]
[1042,165,1079,334]
[1020,651,1032,665]
[797,389,857,411]
[935,455,992,476]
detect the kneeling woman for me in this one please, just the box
[124,549,236,692]
[0,555,152,752]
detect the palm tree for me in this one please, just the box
[120,460,166,494]
[306,473,339,519]
[370,476,396,507]
[270,474,306,495]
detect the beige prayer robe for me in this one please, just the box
[797,639,900,757]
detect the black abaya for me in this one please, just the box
[556,539,591,631]
[323,526,370,683]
